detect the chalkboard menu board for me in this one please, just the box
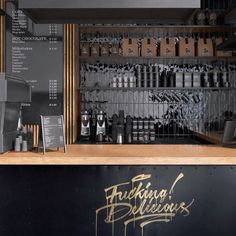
[6,1,63,124]
[41,115,66,154]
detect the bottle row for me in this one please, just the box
[80,110,157,144]
[81,63,233,89]
[194,9,223,26]
[111,70,231,89]
[80,36,233,58]
[81,109,229,144]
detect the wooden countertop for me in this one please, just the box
[1,144,236,165]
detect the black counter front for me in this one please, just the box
[0,165,235,236]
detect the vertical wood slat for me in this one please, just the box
[64,26,67,143]
[25,125,39,147]
[0,0,5,72]
[65,25,69,143]
[64,24,78,144]
[73,24,78,142]
[69,24,73,144]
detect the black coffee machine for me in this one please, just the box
[96,110,106,142]
[80,110,91,141]
[0,74,31,153]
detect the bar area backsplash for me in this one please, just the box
[78,22,236,143]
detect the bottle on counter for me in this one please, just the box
[213,70,219,88]
[184,72,192,88]
[193,71,201,88]
[168,69,175,88]
[143,65,147,88]
[149,117,155,130]
[176,71,184,88]
[154,65,160,88]
[129,75,136,88]
[204,71,210,87]
[144,118,149,130]
[112,76,117,88]
[132,118,138,130]
[123,74,129,88]
[138,118,144,130]
[161,68,168,87]
[125,115,132,143]
[136,65,142,88]
[149,65,153,88]
[118,74,123,88]
[223,70,230,88]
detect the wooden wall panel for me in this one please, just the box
[25,124,39,147]
[0,0,5,72]
[64,24,78,144]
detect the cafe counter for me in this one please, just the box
[1,144,236,236]
[1,144,236,165]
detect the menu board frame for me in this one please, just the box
[5,1,64,125]
[40,115,66,154]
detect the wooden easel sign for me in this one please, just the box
[40,115,66,154]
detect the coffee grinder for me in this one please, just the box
[80,110,91,141]
[96,110,106,142]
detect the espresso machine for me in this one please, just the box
[80,110,91,141]
[0,73,31,153]
[96,110,106,142]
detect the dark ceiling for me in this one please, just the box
[22,8,197,24]
[18,0,200,24]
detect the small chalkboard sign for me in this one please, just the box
[40,115,66,154]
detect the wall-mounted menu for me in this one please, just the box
[6,1,63,124]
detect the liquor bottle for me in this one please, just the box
[222,70,230,88]
[161,68,168,87]
[154,65,159,88]
[149,65,153,88]
[143,65,147,88]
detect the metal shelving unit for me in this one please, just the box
[79,25,236,34]
[80,56,236,64]
[78,23,236,142]
[78,87,234,91]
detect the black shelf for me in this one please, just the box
[78,87,235,91]
[79,25,236,34]
[80,56,236,64]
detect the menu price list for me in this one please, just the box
[6,2,63,124]
[41,116,65,149]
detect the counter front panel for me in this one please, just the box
[0,165,235,236]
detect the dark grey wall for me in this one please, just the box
[19,0,200,9]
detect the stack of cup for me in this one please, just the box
[14,138,21,152]
[22,141,28,152]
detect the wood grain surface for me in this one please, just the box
[1,144,236,165]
